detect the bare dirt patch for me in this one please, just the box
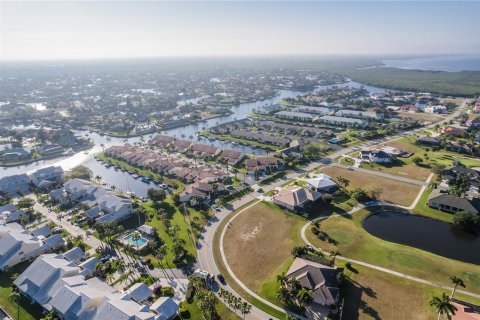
[321,166,421,206]
[223,202,305,291]
[397,112,445,123]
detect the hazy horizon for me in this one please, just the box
[1,1,480,62]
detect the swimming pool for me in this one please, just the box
[124,233,148,248]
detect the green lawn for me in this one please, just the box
[139,199,211,267]
[0,263,45,320]
[306,209,480,294]
[332,261,480,320]
[412,188,455,223]
[183,297,241,320]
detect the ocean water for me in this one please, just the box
[381,54,480,72]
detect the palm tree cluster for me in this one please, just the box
[195,290,218,320]
[276,273,313,310]
[218,288,252,319]
[429,275,466,320]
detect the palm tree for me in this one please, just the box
[276,273,289,288]
[131,232,142,252]
[337,176,350,191]
[8,291,20,320]
[276,287,291,306]
[449,276,466,298]
[106,273,115,285]
[429,293,457,320]
[296,288,313,308]
[240,302,252,319]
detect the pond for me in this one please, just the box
[363,210,480,264]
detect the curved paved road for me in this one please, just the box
[196,100,470,318]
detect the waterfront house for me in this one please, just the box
[0,147,30,162]
[171,139,192,152]
[245,157,284,175]
[217,150,244,166]
[38,144,64,156]
[318,115,367,127]
[427,188,479,215]
[286,257,343,306]
[29,166,64,188]
[0,173,30,195]
[335,109,382,120]
[274,110,317,122]
[150,135,175,148]
[272,185,322,212]
[189,143,221,159]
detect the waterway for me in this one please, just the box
[1,82,385,195]
[381,54,480,72]
[363,210,480,264]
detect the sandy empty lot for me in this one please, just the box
[223,202,305,291]
[321,166,421,206]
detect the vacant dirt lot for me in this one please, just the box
[397,112,445,123]
[223,202,305,291]
[342,264,440,320]
[321,166,421,206]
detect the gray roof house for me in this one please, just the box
[62,179,133,222]
[149,297,179,320]
[14,252,176,320]
[0,223,64,270]
[306,174,338,193]
[427,188,480,215]
[286,257,343,306]
[318,115,367,127]
[0,173,30,195]
[272,185,322,212]
[29,166,64,188]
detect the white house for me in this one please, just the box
[0,223,64,270]
[306,174,338,193]
[0,174,30,195]
[61,179,133,222]
[14,252,178,320]
[29,166,64,188]
[360,150,395,163]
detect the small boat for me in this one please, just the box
[231,141,238,145]
[141,176,150,183]
[132,174,139,179]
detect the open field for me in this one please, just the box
[306,209,480,294]
[336,261,479,320]
[320,166,421,206]
[397,112,445,123]
[213,201,288,319]
[223,202,306,292]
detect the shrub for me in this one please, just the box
[160,286,174,297]
[185,282,195,303]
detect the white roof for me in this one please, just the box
[306,174,337,189]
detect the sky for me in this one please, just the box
[1,1,479,61]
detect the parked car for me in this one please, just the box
[100,255,111,263]
[216,274,226,285]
